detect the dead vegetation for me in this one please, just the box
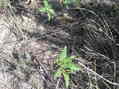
[0,0,119,89]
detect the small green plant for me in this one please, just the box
[54,46,80,88]
[38,0,55,21]
[61,0,80,8]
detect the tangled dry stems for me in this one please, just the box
[0,0,119,89]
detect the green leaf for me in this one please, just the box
[63,0,80,8]
[39,8,46,12]
[54,68,63,79]
[70,63,80,72]
[48,13,51,21]
[44,0,49,7]
[63,72,70,88]
[64,0,72,4]
[38,0,55,21]
[64,0,80,4]
[70,56,76,59]
[63,57,72,63]
[54,46,81,88]
[59,46,67,61]
[49,9,55,15]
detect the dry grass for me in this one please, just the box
[0,0,119,89]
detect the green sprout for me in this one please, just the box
[38,0,55,21]
[54,46,80,88]
[61,0,80,8]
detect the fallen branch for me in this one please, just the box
[77,58,119,86]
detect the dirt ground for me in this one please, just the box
[0,0,119,89]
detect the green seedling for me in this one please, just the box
[38,0,55,21]
[61,0,80,8]
[54,46,80,88]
